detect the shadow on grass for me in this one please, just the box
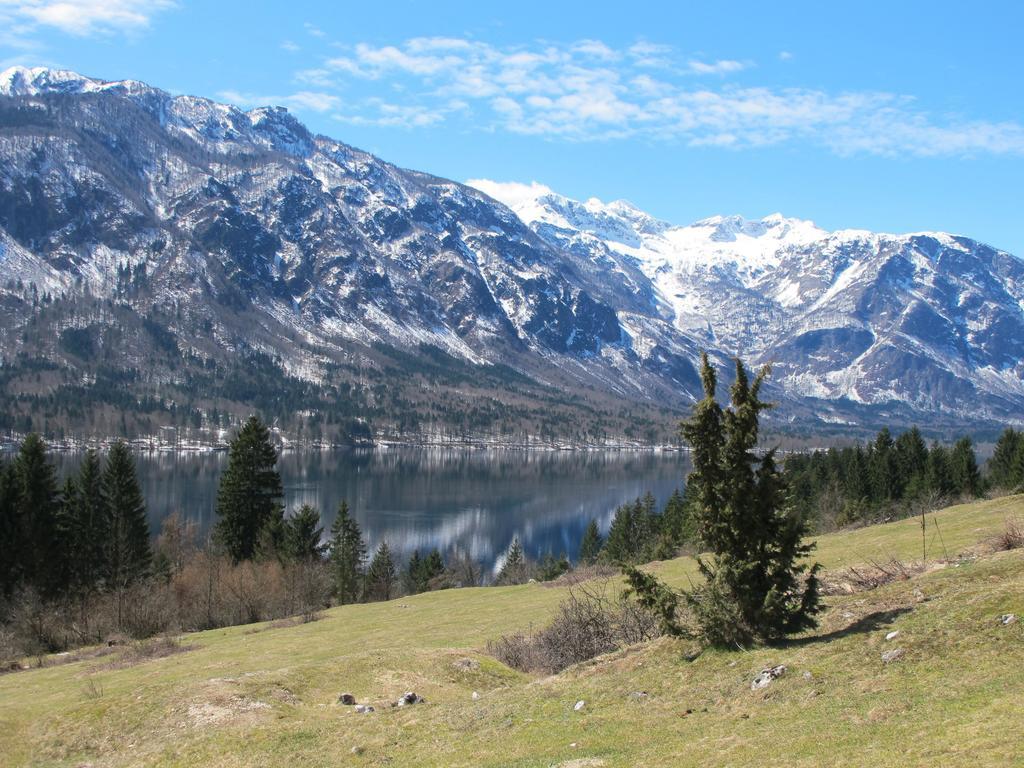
[781,607,914,648]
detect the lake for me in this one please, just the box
[51,448,690,577]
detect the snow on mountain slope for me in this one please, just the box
[0,67,1021,432]
[469,179,1024,421]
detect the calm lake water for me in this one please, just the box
[51,448,690,576]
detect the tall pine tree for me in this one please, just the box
[328,501,366,604]
[69,450,108,592]
[283,504,327,562]
[365,541,397,601]
[14,434,61,595]
[103,441,152,587]
[578,519,603,564]
[0,460,20,596]
[214,416,284,562]
[681,355,820,646]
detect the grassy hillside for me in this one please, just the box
[1,496,1022,767]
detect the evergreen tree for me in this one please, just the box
[949,437,981,497]
[0,461,20,596]
[680,354,820,646]
[14,434,61,595]
[214,416,284,562]
[328,501,366,604]
[926,442,954,497]
[868,428,898,502]
[68,450,108,592]
[365,541,397,601]
[659,488,691,551]
[283,504,327,562]
[538,552,571,581]
[988,428,1023,489]
[402,548,447,594]
[103,441,152,587]
[404,549,424,594]
[421,549,445,590]
[497,536,528,585]
[894,427,929,499]
[577,519,603,564]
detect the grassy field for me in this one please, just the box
[1,495,1022,767]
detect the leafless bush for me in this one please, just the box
[487,580,661,674]
[105,635,191,669]
[822,558,925,595]
[540,563,618,588]
[989,517,1024,552]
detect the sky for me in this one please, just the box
[1,0,1022,253]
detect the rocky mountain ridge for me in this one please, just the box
[0,66,1021,440]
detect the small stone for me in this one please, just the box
[630,691,649,700]
[569,742,578,748]
[1000,613,1017,626]
[397,691,424,706]
[881,648,905,664]
[885,630,900,641]
[751,665,787,690]
[338,693,356,706]
[802,671,813,680]
[471,691,480,700]
[574,700,586,711]
[350,746,364,755]
[912,589,926,603]
[354,704,375,714]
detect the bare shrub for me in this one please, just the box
[990,517,1024,552]
[540,563,618,589]
[487,580,661,674]
[105,635,191,669]
[821,558,925,595]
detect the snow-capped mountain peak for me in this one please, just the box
[0,66,152,98]
[1,73,1022,431]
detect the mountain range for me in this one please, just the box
[1,66,1021,443]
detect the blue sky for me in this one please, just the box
[2,0,1023,253]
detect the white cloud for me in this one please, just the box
[0,0,176,36]
[688,59,747,75]
[281,40,300,53]
[303,22,324,38]
[292,36,1024,157]
[779,51,794,61]
[219,89,340,114]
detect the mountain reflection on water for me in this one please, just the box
[51,447,689,576]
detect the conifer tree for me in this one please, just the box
[895,427,929,499]
[404,549,424,594]
[0,461,20,596]
[14,434,61,595]
[681,354,820,646]
[365,541,397,601]
[949,437,981,497]
[926,442,954,497]
[578,519,603,564]
[988,428,1022,489]
[68,450,108,592]
[659,488,691,553]
[284,504,327,562]
[497,536,528,585]
[328,501,366,604]
[103,441,152,587]
[214,416,284,562]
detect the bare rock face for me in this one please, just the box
[2,66,1022,433]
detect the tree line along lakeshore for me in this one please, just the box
[2,386,1023,659]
